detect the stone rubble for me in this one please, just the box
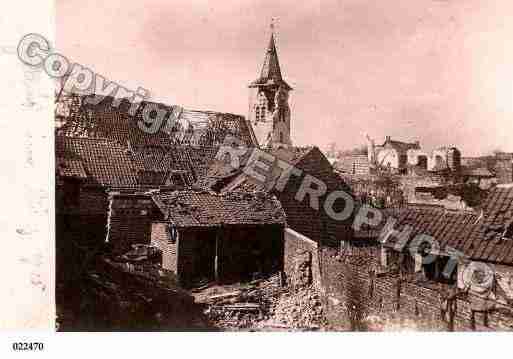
[195,274,326,331]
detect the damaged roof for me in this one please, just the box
[56,135,221,188]
[59,94,257,147]
[152,189,286,228]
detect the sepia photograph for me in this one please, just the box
[51,0,513,332]
[2,0,513,354]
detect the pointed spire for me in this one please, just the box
[249,21,292,90]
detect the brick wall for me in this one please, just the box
[56,183,109,247]
[80,186,109,215]
[150,222,178,273]
[107,194,158,253]
[278,148,353,248]
[319,245,513,331]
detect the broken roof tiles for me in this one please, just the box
[152,189,286,228]
[59,94,257,148]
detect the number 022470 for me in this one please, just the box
[12,342,44,351]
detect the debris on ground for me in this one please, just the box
[258,286,325,330]
[192,273,326,331]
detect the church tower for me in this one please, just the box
[249,24,292,148]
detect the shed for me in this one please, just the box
[150,189,286,286]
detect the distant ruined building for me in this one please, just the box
[366,135,461,175]
[249,25,293,148]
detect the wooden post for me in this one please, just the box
[214,225,222,283]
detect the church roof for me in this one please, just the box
[249,32,292,91]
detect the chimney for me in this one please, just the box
[385,136,391,142]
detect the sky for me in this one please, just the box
[57,0,513,156]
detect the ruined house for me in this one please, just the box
[149,189,286,286]
[366,135,461,177]
[370,136,421,173]
[55,92,259,245]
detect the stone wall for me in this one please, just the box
[283,228,321,289]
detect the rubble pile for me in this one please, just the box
[197,274,285,330]
[261,286,325,330]
[193,273,326,331]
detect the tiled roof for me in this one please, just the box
[381,187,513,264]
[57,94,249,186]
[217,146,351,195]
[218,146,316,193]
[178,109,257,147]
[59,94,256,148]
[152,189,286,228]
[56,158,87,179]
[197,148,252,190]
[55,136,140,187]
[130,145,219,186]
[60,95,173,146]
[131,145,196,185]
[187,146,221,179]
[56,140,220,190]
[478,187,513,240]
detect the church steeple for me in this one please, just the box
[250,24,292,91]
[248,22,293,149]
